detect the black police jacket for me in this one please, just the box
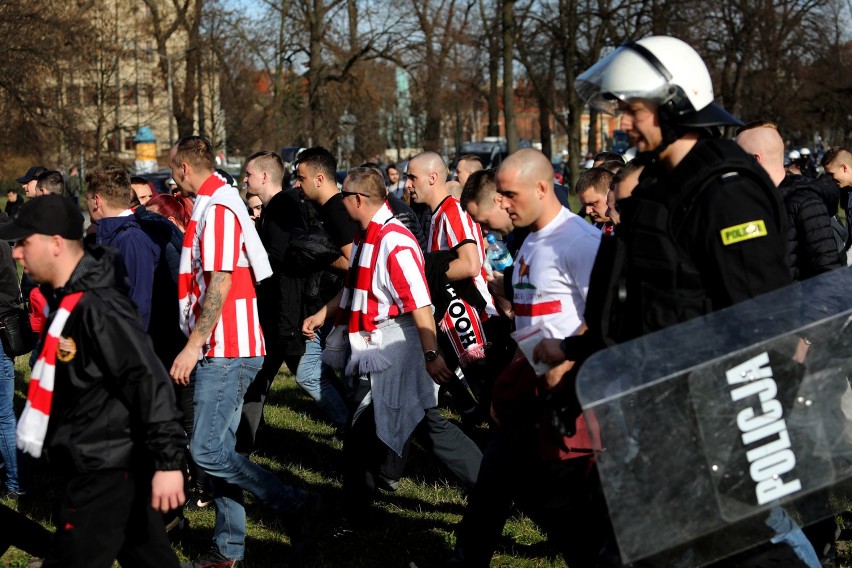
[590,138,792,346]
[42,246,185,475]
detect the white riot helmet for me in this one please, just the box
[799,147,811,156]
[575,36,741,129]
[788,150,801,161]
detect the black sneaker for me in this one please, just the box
[180,549,241,568]
[376,475,399,493]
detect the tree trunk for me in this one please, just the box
[502,0,518,152]
[486,3,500,138]
[538,91,552,159]
[588,107,598,154]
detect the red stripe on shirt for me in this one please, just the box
[514,300,562,317]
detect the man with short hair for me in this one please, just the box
[17,166,47,199]
[86,165,159,329]
[34,171,65,197]
[4,190,21,218]
[460,170,514,238]
[455,154,484,188]
[385,163,405,199]
[292,147,357,436]
[550,34,813,565]
[407,151,496,427]
[737,122,842,280]
[308,166,454,520]
[452,148,603,567]
[822,147,852,245]
[575,167,615,235]
[2,195,186,568]
[169,136,315,568]
[822,147,852,188]
[407,151,493,306]
[130,176,154,206]
[239,150,349,449]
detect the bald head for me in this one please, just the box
[500,148,555,191]
[410,152,446,178]
[496,148,561,231]
[406,151,450,208]
[736,125,785,186]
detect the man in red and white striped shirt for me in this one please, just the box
[168,137,316,568]
[408,152,495,314]
[304,167,482,521]
[406,151,500,427]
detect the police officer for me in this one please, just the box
[535,36,818,567]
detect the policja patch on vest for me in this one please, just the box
[720,220,767,246]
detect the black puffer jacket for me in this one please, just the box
[42,246,185,475]
[778,174,843,281]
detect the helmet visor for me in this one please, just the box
[575,44,673,115]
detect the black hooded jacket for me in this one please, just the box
[778,174,843,281]
[41,246,185,475]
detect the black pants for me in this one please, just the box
[454,431,608,567]
[236,347,300,454]
[43,469,179,568]
[0,503,51,558]
[343,375,482,518]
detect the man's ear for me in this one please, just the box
[536,180,547,199]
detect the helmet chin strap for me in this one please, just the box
[632,106,716,167]
[632,120,681,166]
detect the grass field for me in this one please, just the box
[1,356,565,568]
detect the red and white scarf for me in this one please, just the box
[17,291,84,458]
[322,204,397,376]
[439,289,487,367]
[178,173,272,337]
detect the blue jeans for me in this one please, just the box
[190,356,308,560]
[295,325,350,429]
[766,507,820,567]
[0,347,20,494]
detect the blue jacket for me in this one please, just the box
[95,214,159,329]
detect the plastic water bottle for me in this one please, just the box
[485,233,513,272]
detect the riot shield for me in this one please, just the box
[577,266,852,566]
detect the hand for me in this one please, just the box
[792,337,811,364]
[542,359,575,390]
[426,354,453,385]
[170,345,199,386]
[492,292,514,319]
[302,312,325,340]
[534,338,566,365]
[487,271,507,301]
[150,470,185,513]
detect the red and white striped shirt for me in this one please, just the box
[428,196,495,315]
[342,205,432,326]
[181,174,265,358]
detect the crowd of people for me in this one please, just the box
[0,34,851,568]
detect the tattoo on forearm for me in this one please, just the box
[194,272,229,340]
